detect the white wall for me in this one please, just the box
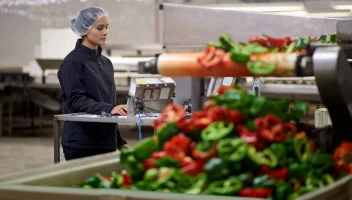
[0,0,159,67]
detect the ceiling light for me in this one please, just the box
[274,11,351,18]
[332,5,352,10]
[205,2,305,13]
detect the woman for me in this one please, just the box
[58,7,127,161]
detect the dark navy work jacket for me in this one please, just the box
[57,39,127,149]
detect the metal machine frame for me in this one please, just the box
[138,3,352,149]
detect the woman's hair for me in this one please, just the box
[71,7,107,37]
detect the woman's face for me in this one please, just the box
[86,16,109,46]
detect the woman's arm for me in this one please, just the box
[58,59,114,115]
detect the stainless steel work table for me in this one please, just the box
[53,113,157,163]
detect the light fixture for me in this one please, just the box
[331,1,352,10]
[274,11,351,18]
[206,2,305,13]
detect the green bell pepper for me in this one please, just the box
[172,170,194,189]
[127,168,144,182]
[290,101,309,122]
[195,140,213,151]
[288,187,315,200]
[201,122,234,141]
[305,173,335,189]
[229,47,251,64]
[219,34,237,51]
[330,33,337,43]
[80,174,110,189]
[207,41,225,49]
[252,175,276,189]
[270,143,288,167]
[249,96,270,117]
[247,146,278,168]
[274,181,293,200]
[133,137,159,161]
[285,42,296,53]
[207,177,243,196]
[305,174,325,189]
[204,158,231,181]
[322,174,335,185]
[295,38,306,50]
[120,149,138,166]
[154,157,180,168]
[185,179,207,194]
[294,138,311,162]
[288,162,310,179]
[307,152,334,175]
[247,60,276,75]
[245,120,255,131]
[156,167,177,186]
[238,172,254,187]
[131,181,157,191]
[270,48,279,52]
[217,138,248,162]
[245,43,269,54]
[317,34,327,43]
[144,168,159,182]
[185,173,207,194]
[156,122,179,147]
[110,172,123,189]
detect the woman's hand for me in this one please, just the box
[110,105,127,116]
[117,145,128,150]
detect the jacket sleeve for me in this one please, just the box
[58,59,115,115]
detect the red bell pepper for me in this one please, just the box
[160,104,185,123]
[255,115,286,142]
[143,158,156,171]
[198,47,226,69]
[191,142,217,161]
[203,100,214,112]
[151,151,168,159]
[122,171,133,187]
[248,36,270,47]
[153,119,165,131]
[237,125,267,150]
[238,188,272,198]
[259,165,288,180]
[259,124,285,142]
[163,134,191,160]
[180,158,205,177]
[283,122,297,135]
[266,36,291,50]
[262,114,282,128]
[177,119,192,134]
[101,175,112,182]
[191,111,213,130]
[207,106,245,124]
[333,142,352,175]
[217,85,236,95]
[294,131,307,140]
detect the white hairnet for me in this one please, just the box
[71,7,108,37]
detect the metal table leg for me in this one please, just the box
[252,77,260,96]
[8,102,12,136]
[0,94,3,136]
[191,78,204,112]
[53,118,60,163]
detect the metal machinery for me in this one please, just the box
[126,77,176,118]
[136,3,352,151]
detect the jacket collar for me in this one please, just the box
[75,39,102,60]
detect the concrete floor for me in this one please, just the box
[0,125,153,176]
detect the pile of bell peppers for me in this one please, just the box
[199,33,337,75]
[80,85,351,200]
